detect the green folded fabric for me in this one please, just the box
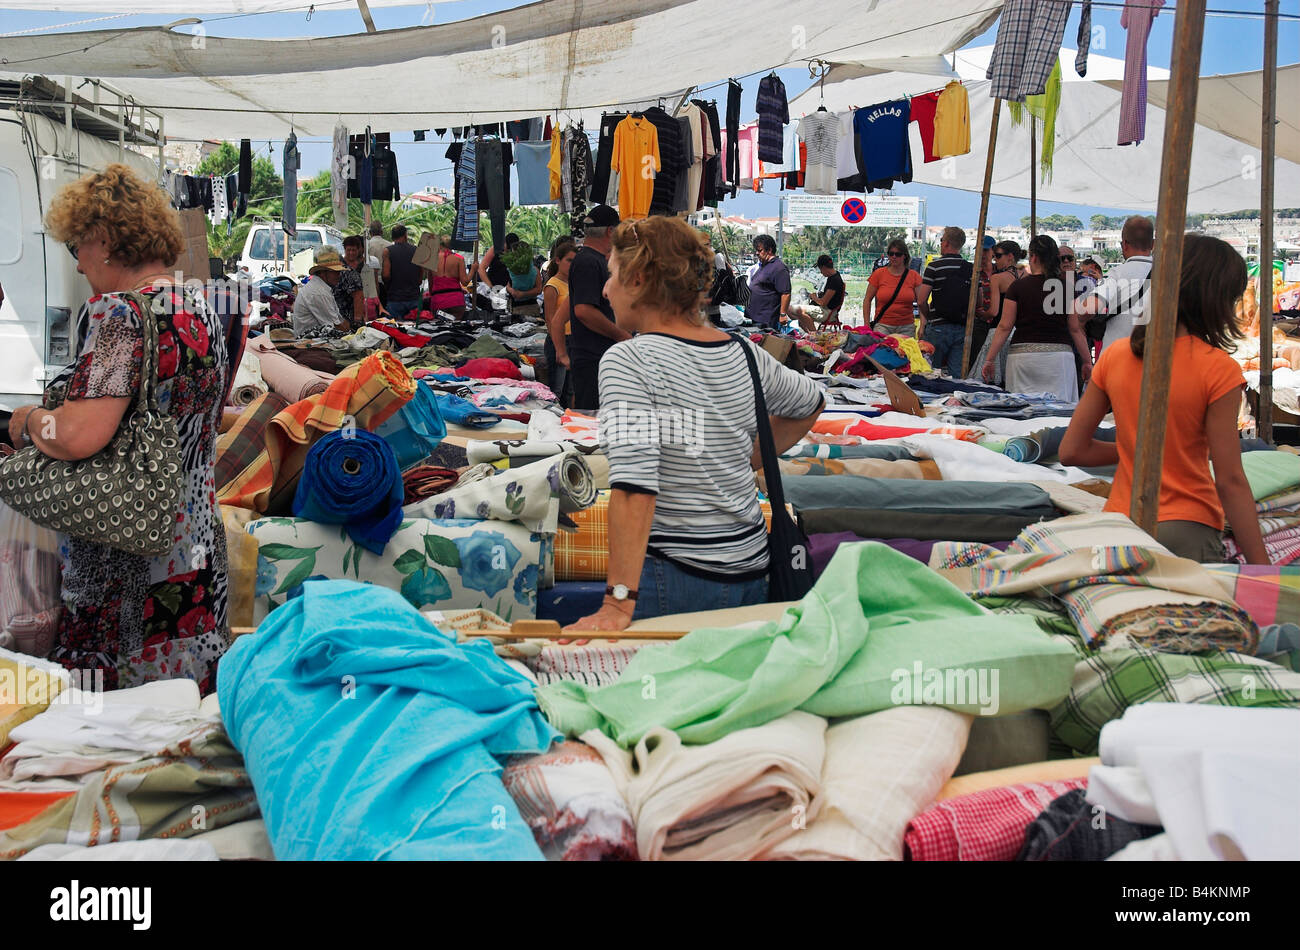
[534,542,1077,746]
[1241,450,1300,501]
[780,476,1057,519]
[459,335,516,362]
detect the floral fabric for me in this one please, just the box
[247,517,543,622]
[42,287,229,694]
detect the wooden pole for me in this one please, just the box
[1029,119,1037,240]
[1258,0,1279,444]
[356,0,377,32]
[962,98,1001,378]
[1129,0,1207,534]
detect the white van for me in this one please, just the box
[0,76,163,412]
[238,223,344,279]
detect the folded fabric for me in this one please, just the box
[902,434,1092,485]
[458,357,522,380]
[282,347,340,375]
[904,778,1087,861]
[528,409,601,446]
[402,466,460,505]
[781,475,1056,520]
[247,336,334,402]
[19,839,219,861]
[366,321,433,349]
[932,513,1259,654]
[217,352,415,513]
[0,652,66,748]
[775,456,939,480]
[811,416,930,439]
[466,439,601,466]
[799,508,1046,542]
[214,391,291,500]
[769,707,971,861]
[1016,788,1160,861]
[434,391,501,428]
[218,580,559,860]
[783,443,917,461]
[458,334,516,362]
[0,791,75,831]
[0,720,258,859]
[536,542,1077,747]
[501,740,638,861]
[1241,449,1300,501]
[292,429,403,555]
[528,643,650,688]
[247,517,543,622]
[937,757,1099,801]
[583,711,827,861]
[1098,703,1299,767]
[372,381,447,469]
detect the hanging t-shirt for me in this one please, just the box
[834,111,865,193]
[909,90,943,163]
[673,115,695,214]
[756,74,789,164]
[515,141,554,206]
[643,107,684,216]
[854,98,913,188]
[932,82,971,158]
[797,111,841,195]
[611,115,660,220]
[736,124,761,190]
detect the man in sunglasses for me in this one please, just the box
[1059,245,1096,298]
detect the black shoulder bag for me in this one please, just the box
[1086,268,1149,342]
[869,270,910,331]
[738,340,815,602]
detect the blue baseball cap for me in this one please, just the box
[981,234,996,249]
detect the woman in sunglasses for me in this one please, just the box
[972,240,1022,385]
[863,238,922,336]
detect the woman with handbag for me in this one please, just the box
[2,163,229,693]
[565,216,824,633]
[863,238,922,337]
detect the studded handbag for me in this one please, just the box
[0,290,183,557]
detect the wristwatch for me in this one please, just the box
[605,584,638,602]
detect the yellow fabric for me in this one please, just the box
[546,275,570,334]
[932,80,971,158]
[936,757,1099,801]
[221,506,259,632]
[548,127,563,201]
[611,116,661,220]
[0,658,65,748]
[890,335,933,373]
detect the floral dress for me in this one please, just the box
[43,285,229,694]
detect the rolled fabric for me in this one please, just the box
[248,336,335,402]
[232,383,266,407]
[556,451,598,514]
[292,429,403,555]
[402,466,459,505]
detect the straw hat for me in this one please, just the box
[308,246,346,275]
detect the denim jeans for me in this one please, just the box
[631,556,769,621]
[387,297,422,321]
[923,322,968,378]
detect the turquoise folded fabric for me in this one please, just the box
[783,443,918,461]
[779,476,1057,519]
[219,580,559,860]
[292,429,403,555]
[374,381,447,469]
[1241,450,1300,501]
[535,542,1077,747]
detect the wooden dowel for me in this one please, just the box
[962,98,1001,379]
[1259,0,1279,445]
[1130,0,1208,534]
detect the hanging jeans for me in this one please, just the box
[986,0,1072,102]
[477,139,506,256]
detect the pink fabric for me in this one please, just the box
[736,125,762,190]
[1118,0,1164,146]
[904,778,1087,861]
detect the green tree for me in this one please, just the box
[194,142,281,201]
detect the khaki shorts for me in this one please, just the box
[1156,520,1228,563]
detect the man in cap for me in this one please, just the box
[568,205,631,410]
[292,246,350,338]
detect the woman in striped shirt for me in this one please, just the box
[565,217,824,633]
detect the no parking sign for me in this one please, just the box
[785,194,920,228]
[840,197,867,224]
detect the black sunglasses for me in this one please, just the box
[886,251,905,258]
[66,242,78,260]
[1060,255,1075,262]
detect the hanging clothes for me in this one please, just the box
[211,174,228,226]
[798,111,841,195]
[854,98,913,190]
[1076,1,1093,77]
[568,127,593,231]
[932,81,971,158]
[331,123,349,233]
[453,139,478,248]
[559,128,574,214]
[834,110,866,193]
[735,123,761,192]
[225,171,243,223]
[282,131,300,237]
[725,80,742,198]
[238,139,252,195]
[590,112,627,207]
[515,141,555,206]
[680,101,715,213]
[643,106,684,216]
[672,115,695,214]
[756,74,789,164]
[478,139,507,255]
[986,0,1073,102]
[1010,61,1062,180]
[910,90,944,164]
[611,114,660,220]
[370,145,400,201]
[691,99,723,208]
[1118,0,1163,146]
[548,124,564,203]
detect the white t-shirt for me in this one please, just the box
[292,276,342,337]
[1082,255,1153,353]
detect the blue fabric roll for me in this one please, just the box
[218,580,558,860]
[433,390,500,428]
[374,382,447,469]
[292,429,403,555]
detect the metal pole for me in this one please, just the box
[962,98,1001,379]
[1029,119,1037,240]
[1130,0,1207,534]
[776,196,785,257]
[1259,0,1279,444]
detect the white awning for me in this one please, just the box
[1,0,428,12]
[786,46,1300,214]
[0,0,1001,138]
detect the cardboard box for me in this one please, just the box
[173,208,210,282]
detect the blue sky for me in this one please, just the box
[3,0,1297,226]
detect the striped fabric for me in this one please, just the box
[216,351,414,513]
[453,139,478,244]
[214,391,291,497]
[1204,565,1300,628]
[986,0,1073,102]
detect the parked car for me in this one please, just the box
[237,223,345,279]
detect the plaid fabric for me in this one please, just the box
[552,492,785,582]
[1225,525,1300,566]
[986,0,1073,102]
[1204,565,1300,627]
[214,391,291,497]
[904,779,1087,861]
[217,351,414,514]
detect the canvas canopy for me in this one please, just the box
[786,46,1300,214]
[0,0,999,138]
[1,0,425,11]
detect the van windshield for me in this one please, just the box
[248,229,330,261]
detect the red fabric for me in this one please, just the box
[847,419,931,440]
[367,322,433,349]
[910,90,943,163]
[458,358,522,380]
[904,779,1087,861]
[0,790,75,830]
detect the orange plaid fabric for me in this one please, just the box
[553,491,787,582]
[216,351,415,514]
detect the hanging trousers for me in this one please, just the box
[478,139,506,256]
[726,81,742,198]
